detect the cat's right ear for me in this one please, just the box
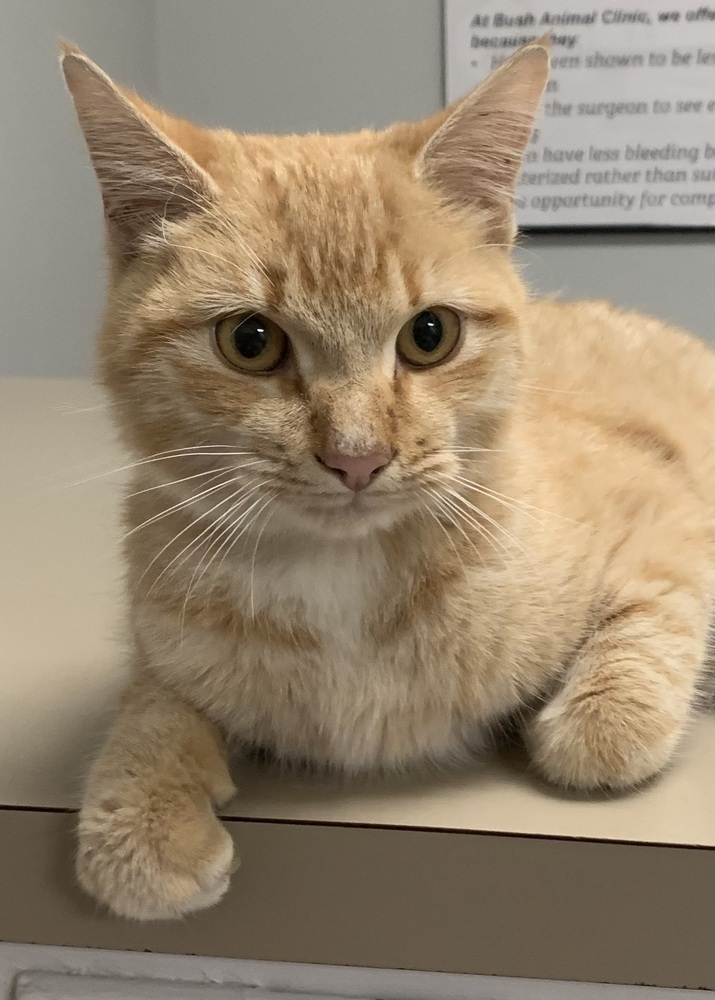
[414,40,550,246]
[60,43,218,255]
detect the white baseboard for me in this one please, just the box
[1,943,709,1000]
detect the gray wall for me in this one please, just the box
[3,0,713,377]
[0,0,157,377]
[154,0,444,133]
[155,0,714,344]
[517,230,714,339]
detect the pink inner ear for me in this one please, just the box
[417,43,550,244]
[62,51,216,251]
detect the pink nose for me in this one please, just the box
[319,447,393,492]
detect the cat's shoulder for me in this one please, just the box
[523,295,714,377]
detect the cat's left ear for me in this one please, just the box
[416,39,549,245]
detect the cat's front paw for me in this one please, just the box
[76,788,237,920]
[525,676,684,791]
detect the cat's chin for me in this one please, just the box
[271,491,414,541]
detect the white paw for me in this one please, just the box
[525,679,683,790]
[77,793,238,920]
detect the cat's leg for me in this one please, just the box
[524,585,711,790]
[76,678,237,920]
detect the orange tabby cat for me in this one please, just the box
[62,40,714,921]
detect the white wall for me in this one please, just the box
[2,0,713,377]
[0,0,157,377]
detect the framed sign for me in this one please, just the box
[444,0,715,227]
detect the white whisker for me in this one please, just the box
[179,478,275,626]
[434,486,510,562]
[249,494,278,619]
[440,483,524,559]
[161,243,245,272]
[57,402,109,415]
[123,462,262,539]
[449,473,577,526]
[170,475,268,576]
[518,382,585,395]
[417,490,466,573]
[63,448,258,489]
[209,483,277,592]
[425,488,485,568]
[124,465,236,499]
[136,479,262,595]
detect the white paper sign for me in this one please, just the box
[444,0,715,227]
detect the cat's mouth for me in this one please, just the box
[299,489,391,513]
[277,466,438,520]
[262,463,436,534]
[285,482,421,533]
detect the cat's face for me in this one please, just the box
[104,141,525,539]
[63,41,547,541]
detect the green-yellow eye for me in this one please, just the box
[396,307,461,368]
[215,314,288,373]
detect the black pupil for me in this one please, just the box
[412,311,443,354]
[233,317,268,359]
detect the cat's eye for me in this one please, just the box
[215,314,288,373]
[396,308,461,368]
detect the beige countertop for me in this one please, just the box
[1,377,713,988]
